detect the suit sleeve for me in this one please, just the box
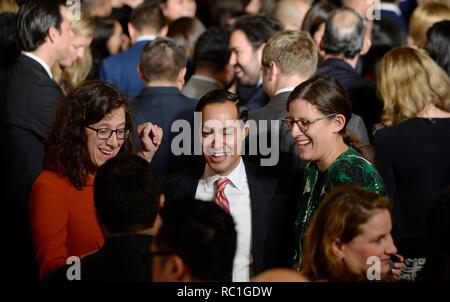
[29,177,69,280]
[99,58,115,86]
[29,80,64,141]
[348,114,370,145]
[373,130,397,201]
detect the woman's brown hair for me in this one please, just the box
[301,185,391,281]
[44,80,133,189]
[287,75,372,161]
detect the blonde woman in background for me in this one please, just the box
[408,2,450,47]
[374,47,450,280]
[0,0,19,13]
[52,16,95,93]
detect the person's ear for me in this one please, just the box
[169,255,188,281]
[333,114,346,133]
[137,64,145,81]
[178,67,187,88]
[360,35,371,56]
[47,26,60,44]
[128,22,137,43]
[331,238,345,260]
[257,43,265,65]
[159,25,168,37]
[269,61,279,82]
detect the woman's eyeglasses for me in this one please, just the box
[282,113,337,132]
[86,126,130,140]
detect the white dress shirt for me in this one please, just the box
[195,158,253,282]
[22,51,53,79]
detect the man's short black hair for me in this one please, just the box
[94,154,161,234]
[232,14,283,50]
[321,7,365,59]
[155,200,237,281]
[195,89,248,123]
[193,26,230,72]
[17,0,66,51]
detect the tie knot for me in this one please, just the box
[215,177,230,193]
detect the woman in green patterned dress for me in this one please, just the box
[282,76,386,268]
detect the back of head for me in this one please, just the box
[94,154,161,235]
[130,3,164,35]
[273,0,311,31]
[82,0,112,17]
[409,3,450,47]
[167,17,206,57]
[155,200,237,281]
[232,14,283,50]
[302,185,391,281]
[0,0,19,13]
[321,7,365,59]
[196,89,248,123]
[426,20,450,76]
[301,2,336,37]
[193,26,230,72]
[378,47,450,127]
[0,12,20,69]
[262,30,318,79]
[209,0,247,28]
[17,0,65,51]
[140,37,187,83]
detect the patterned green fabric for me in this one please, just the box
[293,146,386,267]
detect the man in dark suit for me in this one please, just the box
[248,30,369,179]
[132,38,197,180]
[182,27,234,100]
[229,15,283,112]
[48,155,161,282]
[316,7,383,138]
[100,3,165,98]
[1,0,73,284]
[164,90,296,281]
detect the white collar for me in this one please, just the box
[257,77,263,87]
[203,157,246,192]
[22,51,52,79]
[274,87,295,96]
[377,3,402,16]
[136,35,156,43]
[191,75,223,88]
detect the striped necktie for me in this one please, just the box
[214,177,231,214]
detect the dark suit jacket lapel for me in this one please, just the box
[244,162,276,272]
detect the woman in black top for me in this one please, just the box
[374,47,450,280]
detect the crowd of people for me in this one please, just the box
[1,0,449,284]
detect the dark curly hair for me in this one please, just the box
[44,80,134,190]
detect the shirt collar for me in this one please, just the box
[136,35,156,43]
[377,3,402,16]
[203,157,246,192]
[22,51,52,79]
[274,87,295,96]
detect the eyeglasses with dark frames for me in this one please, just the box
[86,126,130,140]
[282,113,337,132]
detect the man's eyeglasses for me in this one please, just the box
[282,113,337,132]
[86,126,130,140]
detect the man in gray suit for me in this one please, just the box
[247,30,369,176]
[183,27,233,100]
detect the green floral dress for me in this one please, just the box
[294,146,386,267]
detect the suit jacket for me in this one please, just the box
[132,86,198,179]
[100,40,151,99]
[245,91,370,179]
[182,75,222,100]
[316,58,383,138]
[163,160,297,275]
[1,54,64,282]
[245,84,270,112]
[47,234,153,282]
